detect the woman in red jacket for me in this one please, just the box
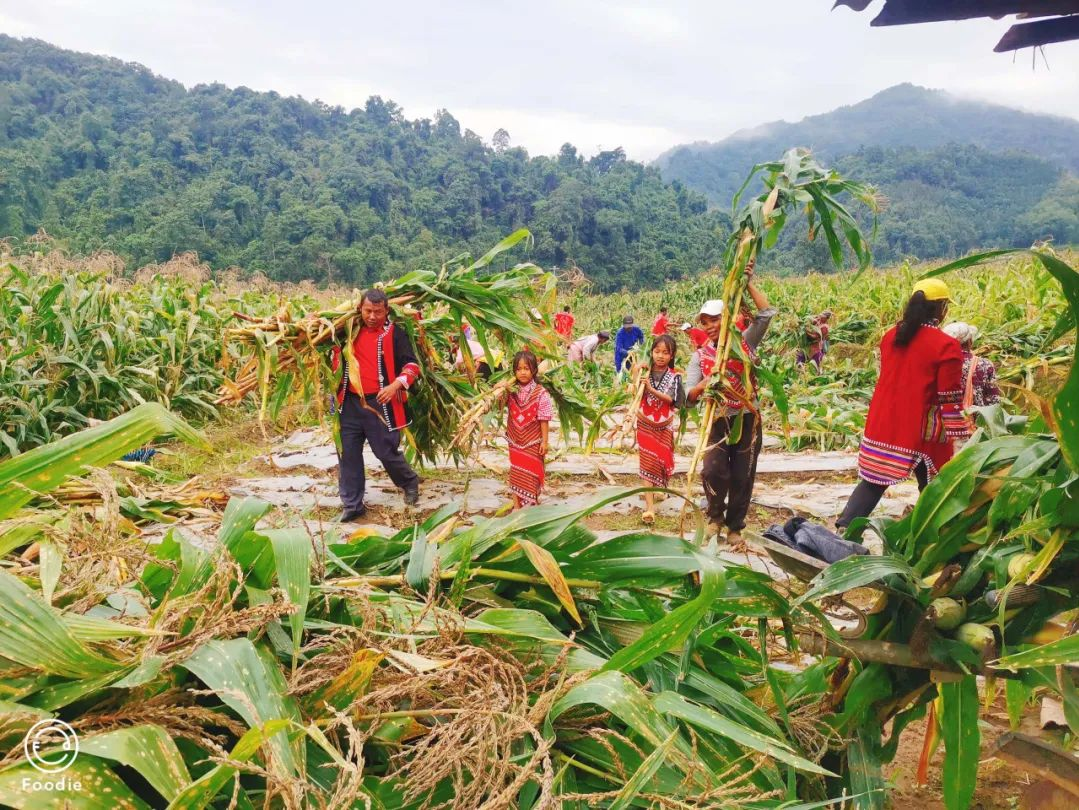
[837,278,967,528]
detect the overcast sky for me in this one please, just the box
[3,1,1078,161]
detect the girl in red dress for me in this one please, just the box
[506,351,554,509]
[837,278,966,528]
[636,335,686,525]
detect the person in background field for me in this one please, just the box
[685,260,776,550]
[614,315,644,376]
[837,279,966,529]
[681,321,709,349]
[652,306,670,337]
[943,322,1000,410]
[454,336,500,380]
[797,310,833,370]
[568,330,610,363]
[554,305,575,340]
[331,289,422,522]
[505,351,554,509]
[636,334,686,525]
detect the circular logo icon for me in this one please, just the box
[24,719,79,774]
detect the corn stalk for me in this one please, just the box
[681,148,882,532]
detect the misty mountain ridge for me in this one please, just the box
[657,83,1079,206]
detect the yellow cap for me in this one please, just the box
[912,278,951,302]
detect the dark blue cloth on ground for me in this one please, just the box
[763,517,868,564]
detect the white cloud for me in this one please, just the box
[2,0,1076,160]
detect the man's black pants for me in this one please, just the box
[338,392,419,511]
[701,411,763,533]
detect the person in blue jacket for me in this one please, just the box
[613,315,644,377]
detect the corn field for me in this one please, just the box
[0,151,1076,808]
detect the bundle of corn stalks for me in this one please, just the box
[602,362,647,449]
[215,230,592,464]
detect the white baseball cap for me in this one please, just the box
[699,300,725,317]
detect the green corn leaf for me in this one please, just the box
[181,639,303,776]
[601,554,724,674]
[847,725,887,810]
[0,757,151,809]
[940,677,979,810]
[263,528,313,663]
[1005,679,1032,730]
[551,670,677,747]
[467,227,533,272]
[995,635,1079,669]
[1032,251,1079,471]
[565,532,703,581]
[404,525,435,592]
[38,539,62,604]
[75,725,190,801]
[63,614,159,642]
[0,403,206,519]
[793,554,915,607]
[0,570,124,678]
[166,719,293,810]
[607,730,679,810]
[653,691,834,776]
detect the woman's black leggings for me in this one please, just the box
[836,461,929,529]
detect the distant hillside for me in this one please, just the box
[0,36,727,292]
[657,84,1079,206]
[757,144,1079,274]
[657,84,1079,270]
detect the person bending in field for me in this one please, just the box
[636,334,685,525]
[567,330,610,363]
[685,260,776,551]
[943,322,1000,410]
[505,350,554,509]
[331,289,421,522]
[797,310,832,370]
[836,279,966,529]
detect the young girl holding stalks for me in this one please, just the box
[505,350,554,509]
[636,334,685,524]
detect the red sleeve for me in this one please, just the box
[331,345,341,372]
[936,337,967,439]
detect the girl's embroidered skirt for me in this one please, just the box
[637,418,675,487]
[509,444,545,506]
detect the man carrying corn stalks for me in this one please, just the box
[685,264,775,550]
[330,289,421,521]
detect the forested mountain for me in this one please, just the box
[758,144,1079,274]
[3,37,1077,286]
[0,36,726,291]
[657,83,1079,205]
[658,84,1079,270]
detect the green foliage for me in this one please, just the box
[659,83,1079,273]
[0,263,234,454]
[0,411,846,807]
[0,36,726,292]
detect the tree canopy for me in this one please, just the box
[0,36,727,291]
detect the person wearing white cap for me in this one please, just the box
[684,260,777,550]
[942,321,1000,410]
[681,321,709,349]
